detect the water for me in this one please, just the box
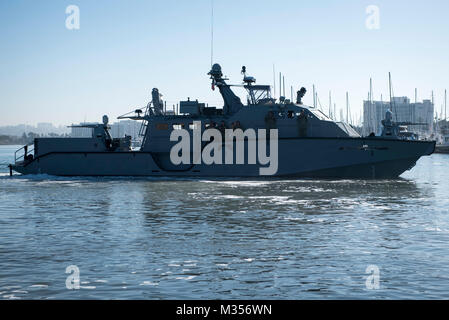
[1,145,449,299]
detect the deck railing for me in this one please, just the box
[14,143,34,164]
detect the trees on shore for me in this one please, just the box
[0,132,69,145]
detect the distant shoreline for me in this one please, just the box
[0,135,35,146]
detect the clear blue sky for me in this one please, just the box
[1,0,448,126]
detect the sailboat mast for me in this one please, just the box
[370,78,373,134]
[283,76,285,98]
[388,72,392,110]
[334,103,337,122]
[346,92,349,123]
[313,85,316,108]
[279,72,282,100]
[388,72,398,122]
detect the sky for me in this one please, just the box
[0,0,448,126]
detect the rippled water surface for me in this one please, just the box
[1,145,449,299]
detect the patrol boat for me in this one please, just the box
[9,64,435,178]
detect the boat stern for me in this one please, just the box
[8,143,38,176]
[8,160,39,176]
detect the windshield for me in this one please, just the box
[309,109,331,121]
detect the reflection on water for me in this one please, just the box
[1,145,449,299]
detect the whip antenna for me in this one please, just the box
[210,0,214,67]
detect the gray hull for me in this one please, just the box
[11,138,435,179]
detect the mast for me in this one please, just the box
[210,0,214,67]
[445,89,447,121]
[370,78,373,134]
[279,72,282,100]
[388,72,398,122]
[313,85,316,108]
[273,64,276,100]
[283,76,285,98]
[334,103,337,122]
[388,72,392,111]
[329,91,332,119]
[346,92,349,123]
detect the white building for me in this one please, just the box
[110,120,142,140]
[36,123,54,134]
[363,97,434,137]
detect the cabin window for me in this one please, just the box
[309,109,331,121]
[156,123,169,130]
